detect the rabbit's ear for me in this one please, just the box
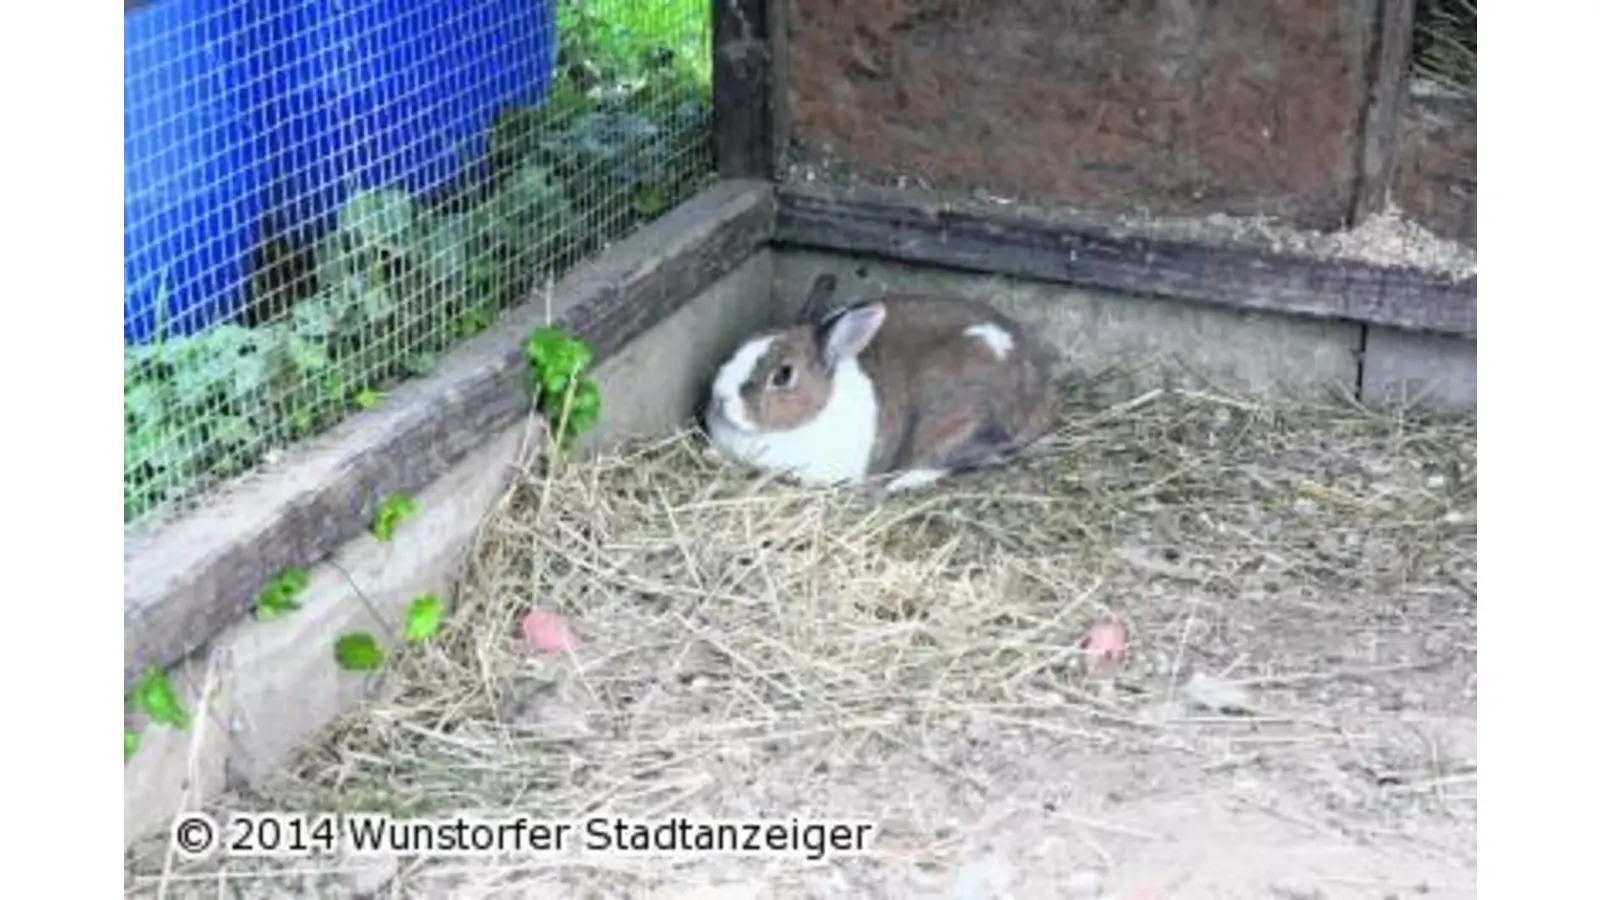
[819,301,886,370]
[797,273,839,325]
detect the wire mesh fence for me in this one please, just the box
[124,0,714,526]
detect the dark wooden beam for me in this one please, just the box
[767,0,791,173]
[775,180,1475,338]
[712,0,778,179]
[123,180,776,691]
[1352,0,1420,223]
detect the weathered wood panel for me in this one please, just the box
[784,0,1380,229]
[1352,0,1420,223]
[775,180,1475,336]
[714,0,779,178]
[1391,91,1476,245]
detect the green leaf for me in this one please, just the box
[207,414,258,449]
[569,378,601,416]
[285,406,317,438]
[358,282,400,323]
[525,327,594,385]
[494,163,571,238]
[124,379,170,428]
[353,388,383,410]
[453,307,495,339]
[252,567,311,621]
[633,184,667,218]
[372,494,420,542]
[524,326,560,366]
[130,668,189,730]
[403,594,445,644]
[334,633,386,671]
[547,378,603,445]
[291,295,344,339]
[539,370,569,398]
[420,214,473,288]
[338,188,417,252]
[566,404,600,436]
[403,352,439,377]
[287,334,333,373]
[125,728,140,761]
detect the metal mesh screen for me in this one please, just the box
[123,0,713,526]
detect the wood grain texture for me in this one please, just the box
[774,180,1475,337]
[783,0,1381,229]
[714,0,777,179]
[124,180,776,691]
[1392,90,1476,245]
[1352,0,1420,223]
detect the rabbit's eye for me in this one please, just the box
[769,364,795,389]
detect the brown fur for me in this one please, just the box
[736,275,842,431]
[854,295,1056,475]
[738,274,1057,477]
[737,334,835,431]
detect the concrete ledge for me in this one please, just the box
[124,423,528,844]
[124,179,776,692]
[584,252,778,448]
[773,250,1363,400]
[1361,327,1477,413]
[124,251,778,848]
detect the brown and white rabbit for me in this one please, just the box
[702,273,1057,493]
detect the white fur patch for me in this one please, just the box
[709,336,775,432]
[884,468,948,493]
[706,354,878,488]
[963,322,1014,360]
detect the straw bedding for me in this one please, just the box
[127,379,1478,898]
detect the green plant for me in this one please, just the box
[404,594,445,644]
[353,387,384,410]
[124,320,284,522]
[329,592,449,675]
[129,667,189,730]
[557,0,711,94]
[372,493,419,542]
[252,567,311,620]
[334,633,386,671]
[559,379,603,440]
[524,326,602,445]
[126,0,712,525]
[125,0,705,747]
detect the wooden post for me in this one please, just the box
[1351,0,1419,223]
[713,0,779,180]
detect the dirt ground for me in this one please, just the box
[125,384,1477,899]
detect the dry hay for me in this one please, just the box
[127,381,1478,898]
